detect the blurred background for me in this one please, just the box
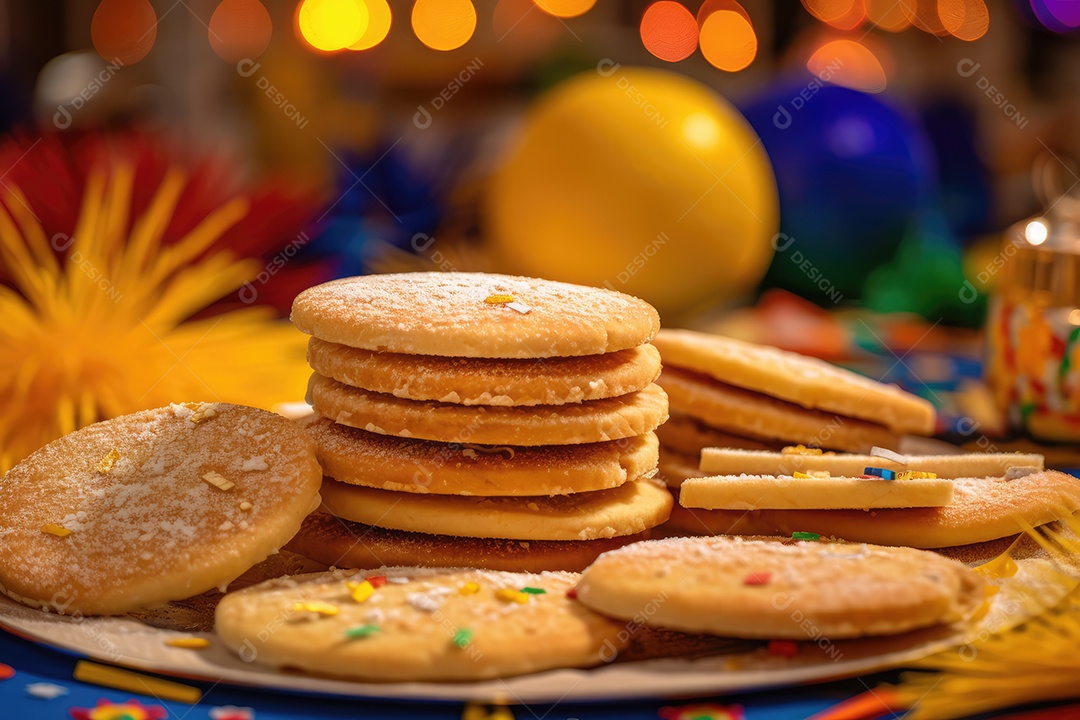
[2,0,1080,470]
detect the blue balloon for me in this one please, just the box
[741,81,933,303]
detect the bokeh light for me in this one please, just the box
[349,0,392,50]
[808,39,888,93]
[699,9,757,72]
[800,0,867,31]
[412,0,477,51]
[939,0,989,40]
[298,0,368,52]
[865,0,910,31]
[640,1,699,63]
[1031,0,1080,30]
[90,0,158,66]
[533,0,596,18]
[209,0,273,63]
[901,0,949,35]
[493,0,561,52]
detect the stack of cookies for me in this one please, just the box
[286,272,672,572]
[651,329,936,489]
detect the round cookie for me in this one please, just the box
[291,272,660,358]
[308,337,662,406]
[309,373,669,446]
[656,447,705,488]
[215,567,627,681]
[0,403,322,615]
[654,329,935,435]
[286,513,652,572]
[306,415,659,496]
[319,478,673,541]
[655,412,780,456]
[658,367,896,453]
[576,536,986,640]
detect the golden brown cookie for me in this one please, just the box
[319,477,673,541]
[216,567,626,681]
[305,415,659,496]
[309,373,669,446]
[664,471,1080,548]
[307,337,662,406]
[658,367,896,453]
[655,412,780,456]
[575,536,985,639]
[656,446,705,488]
[699,447,1045,478]
[0,403,322,615]
[286,513,652,572]
[291,272,660,358]
[654,329,935,434]
[679,474,955,510]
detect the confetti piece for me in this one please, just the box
[566,588,578,599]
[292,601,339,616]
[40,523,71,538]
[97,448,121,473]
[895,470,937,480]
[0,663,12,680]
[792,531,821,541]
[863,467,895,480]
[73,661,201,704]
[189,404,217,423]
[767,640,799,658]
[453,628,473,648]
[870,446,908,465]
[495,588,529,604]
[25,682,67,699]
[792,471,813,479]
[743,572,772,586]
[202,470,235,491]
[208,706,255,720]
[520,587,546,595]
[69,699,169,720]
[806,687,902,720]
[344,624,381,640]
[165,637,210,649]
[484,294,515,304]
[347,580,375,604]
[238,500,253,511]
[459,581,481,596]
[505,302,531,314]
[782,445,823,455]
[659,703,746,720]
[366,575,387,588]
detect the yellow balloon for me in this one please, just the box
[486,67,778,320]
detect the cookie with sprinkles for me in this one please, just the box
[291,272,660,358]
[215,567,626,681]
[0,403,322,615]
[576,536,986,640]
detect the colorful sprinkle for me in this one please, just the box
[895,470,937,480]
[484,294,515,304]
[566,588,578,599]
[40,523,71,538]
[344,624,380,640]
[743,572,772,586]
[208,707,255,720]
[201,470,235,491]
[0,663,12,680]
[347,580,375,604]
[863,467,896,480]
[767,640,799,658]
[69,698,170,720]
[292,601,339,616]
[495,588,530,604]
[453,628,473,648]
[165,637,210,649]
[659,702,745,720]
[366,575,387,588]
[459,581,481,596]
[792,471,813,479]
[505,301,531,314]
[870,446,908,465]
[25,682,68,699]
[73,660,200,703]
[520,587,546,595]
[96,448,121,473]
[792,531,821,541]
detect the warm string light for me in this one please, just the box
[411,0,477,51]
[209,0,273,63]
[349,0,393,50]
[640,2,699,62]
[699,5,758,71]
[807,38,889,93]
[798,0,989,39]
[297,0,368,52]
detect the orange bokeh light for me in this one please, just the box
[533,0,596,18]
[939,0,990,40]
[699,9,757,72]
[90,0,158,66]
[412,0,477,51]
[349,0,393,50]
[209,0,273,63]
[866,0,911,31]
[801,0,867,31]
[902,0,950,35]
[640,1,699,63]
[696,0,752,25]
[808,39,888,93]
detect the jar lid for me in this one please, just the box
[1000,200,1080,307]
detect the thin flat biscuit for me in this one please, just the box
[699,447,1045,478]
[658,367,896,453]
[654,329,935,434]
[0,403,322,615]
[309,373,669,446]
[679,475,955,510]
[308,337,662,406]
[655,412,780,456]
[215,567,626,681]
[576,536,985,639]
[291,272,660,358]
[286,513,652,572]
[319,477,673,541]
[306,415,659,496]
[664,471,1080,548]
